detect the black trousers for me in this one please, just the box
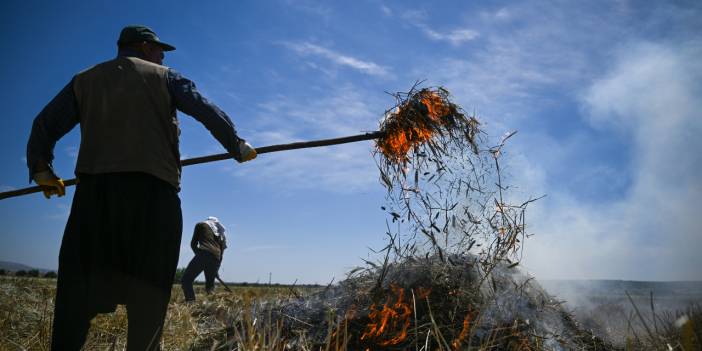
[51,173,182,351]
[181,252,220,301]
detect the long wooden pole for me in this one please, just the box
[0,131,384,201]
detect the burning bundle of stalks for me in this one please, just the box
[372,85,537,276]
[375,86,479,165]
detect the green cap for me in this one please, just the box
[117,25,176,51]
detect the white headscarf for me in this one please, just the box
[205,216,226,238]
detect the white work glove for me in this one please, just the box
[33,170,66,199]
[237,140,257,163]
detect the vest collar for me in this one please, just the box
[117,48,148,61]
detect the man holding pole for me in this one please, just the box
[181,216,229,301]
[26,25,256,350]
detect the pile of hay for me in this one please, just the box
[271,254,612,350]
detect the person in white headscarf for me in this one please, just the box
[181,217,228,301]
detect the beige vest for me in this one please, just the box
[196,221,227,261]
[73,56,181,189]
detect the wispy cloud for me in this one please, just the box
[522,42,702,281]
[255,87,379,136]
[413,2,641,131]
[420,26,479,46]
[284,42,390,77]
[380,5,392,17]
[399,9,426,22]
[493,8,511,20]
[226,85,384,193]
[399,9,478,46]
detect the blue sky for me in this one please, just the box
[0,1,700,283]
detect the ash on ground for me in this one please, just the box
[274,254,612,350]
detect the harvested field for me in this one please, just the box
[0,276,320,350]
[2,274,700,350]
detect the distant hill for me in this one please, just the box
[0,260,53,273]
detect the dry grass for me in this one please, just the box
[0,275,545,350]
[0,277,53,350]
[0,276,321,350]
[621,296,701,351]
[0,272,626,351]
[7,275,700,351]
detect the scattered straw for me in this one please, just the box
[373,84,537,278]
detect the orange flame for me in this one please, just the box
[360,284,412,346]
[378,91,452,162]
[451,310,473,350]
[379,127,433,162]
[420,91,451,120]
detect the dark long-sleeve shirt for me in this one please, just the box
[26,49,244,182]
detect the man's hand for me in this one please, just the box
[33,170,65,199]
[237,140,257,163]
